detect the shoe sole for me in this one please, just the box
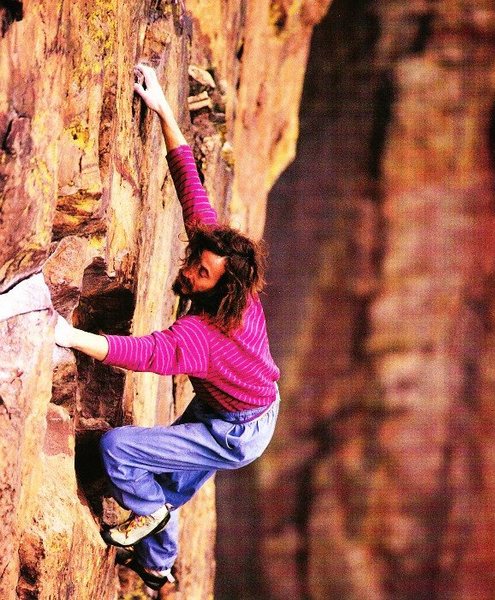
[101,512,170,548]
[115,547,134,566]
[119,558,172,591]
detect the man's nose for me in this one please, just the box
[182,268,196,287]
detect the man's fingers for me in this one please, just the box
[134,82,152,100]
[136,61,152,72]
[135,63,153,80]
[135,63,159,87]
[133,83,156,111]
[133,63,165,112]
[54,314,74,347]
[134,68,145,87]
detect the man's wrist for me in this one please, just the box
[156,103,174,123]
[70,327,84,350]
[71,328,109,361]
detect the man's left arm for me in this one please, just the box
[55,314,209,377]
[55,315,109,361]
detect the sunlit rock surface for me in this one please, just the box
[0,0,330,598]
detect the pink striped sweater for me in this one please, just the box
[103,144,280,412]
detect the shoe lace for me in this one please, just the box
[118,513,154,538]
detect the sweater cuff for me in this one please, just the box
[166,144,192,164]
[101,334,120,366]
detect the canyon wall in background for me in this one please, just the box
[217,0,495,599]
[0,1,330,598]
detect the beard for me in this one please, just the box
[172,270,224,318]
[172,270,193,296]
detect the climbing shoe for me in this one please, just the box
[101,505,170,547]
[115,548,176,591]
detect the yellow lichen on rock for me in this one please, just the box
[0,1,331,597]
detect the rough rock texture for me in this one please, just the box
[249,0,495,599]
[0,0,330,598]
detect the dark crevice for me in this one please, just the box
[411,11,434,55]
[0,0,23,37]
[74,429,108,518]
[71,258,135,518]
[369,71,395,181]
[236,41,244,61]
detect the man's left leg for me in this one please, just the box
[133,467,215,572]
[103,397,279,586]
[99,412,242,547]
[113,469,215,591]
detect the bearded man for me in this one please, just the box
[55,63,280,590]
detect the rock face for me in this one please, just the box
[252,1,495,599]
[0,1,330,598]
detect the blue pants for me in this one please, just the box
[100,394,280,570]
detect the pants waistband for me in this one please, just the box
[215,388,281,424]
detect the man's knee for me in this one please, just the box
[100,427,125,459]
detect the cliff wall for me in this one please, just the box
[0,1,330,598]
[256,1,495,599]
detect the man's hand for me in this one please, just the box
[134,63,169,116]
[133,63,187,151]
[54,313,75,347]
[54,314,109,361]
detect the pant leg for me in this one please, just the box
[135,509,180,570]
[134,468,215,570]
[155,468,215,509]
[100,398,280,569]
[99,407,246,515]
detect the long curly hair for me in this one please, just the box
[179,222,267,334]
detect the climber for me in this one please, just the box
[54,63,280,591]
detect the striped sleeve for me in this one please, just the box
[102,316,210,377]
[166,144,218,232]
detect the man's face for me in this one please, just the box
[174,249,226,295]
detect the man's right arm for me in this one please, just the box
[134,63,218,232]
[166,145,218,232]
[134,63,187,152]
